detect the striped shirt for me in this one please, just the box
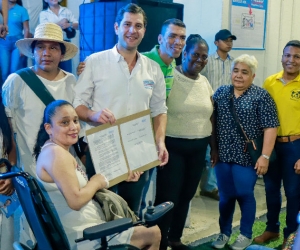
[201,51,234,91]
[143,45,176,97]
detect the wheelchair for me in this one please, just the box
[0,158,173,250]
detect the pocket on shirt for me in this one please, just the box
[143,80,154,90]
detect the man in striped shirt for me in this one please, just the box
[201,29,236,91]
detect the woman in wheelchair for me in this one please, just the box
[33,100,161,250]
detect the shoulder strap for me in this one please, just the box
[229,86,250,141]
[16,68,55,106]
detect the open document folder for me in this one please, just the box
[86,109,160,187]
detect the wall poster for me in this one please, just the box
[231,0,268,49]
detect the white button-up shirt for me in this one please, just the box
[74,46,167,130]
[2,72,76,176]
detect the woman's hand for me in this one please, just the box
[57,18,69,29]
[77,62,85,76]
[90,174,109,189]
[254,156,269,175]
[210,148,219,167]
[0,179,14,196]
[126,171,143,182]
[0,24,8,38]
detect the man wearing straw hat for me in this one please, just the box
[2,22,78,177]
[1,22,78,247]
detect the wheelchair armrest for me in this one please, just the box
[82,218,133,241]
[144,201,174,227]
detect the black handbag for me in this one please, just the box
[245,135,276,165]
[63,27,76,39]
[229,87,276,165]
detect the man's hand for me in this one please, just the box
[0,179,14,196]
[254,156,269,175]
[294,159,300,174]
[77,62,86,76]
[126,171,143,182]
[89,108,116,124]
[157,141,168,166]
[0,24,8,39]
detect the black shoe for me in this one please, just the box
[168,241,190,250]
[200,189,220,201]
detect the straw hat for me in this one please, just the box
[16,23,78,61]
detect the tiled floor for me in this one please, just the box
[182,178,287,245]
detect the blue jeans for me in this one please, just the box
[0,35,27,84]
[200,145,218,191]
[139,167,156,219]
[246,246,274,250]
[263,139,300,238]
[215,161,258,239]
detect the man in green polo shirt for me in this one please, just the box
[143,18,186,97]
[139,19,186,218]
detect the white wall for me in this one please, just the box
[174,0,300,86]
[174,0,223,53]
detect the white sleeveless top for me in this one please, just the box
[37,142,133,249]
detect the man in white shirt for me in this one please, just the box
[74,3,168,216]
[2,22,78,248]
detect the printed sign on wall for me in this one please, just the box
[231,0,268,49]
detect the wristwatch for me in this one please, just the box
[261,154,270,160]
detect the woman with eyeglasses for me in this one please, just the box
[155,34,217,250]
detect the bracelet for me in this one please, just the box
[101,174,109,188]
[261,154,270,160]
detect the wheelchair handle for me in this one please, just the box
[0,158,13,171]
[0,171,30,180]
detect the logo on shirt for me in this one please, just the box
[290,89,300,101]
[143,80,154,90]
